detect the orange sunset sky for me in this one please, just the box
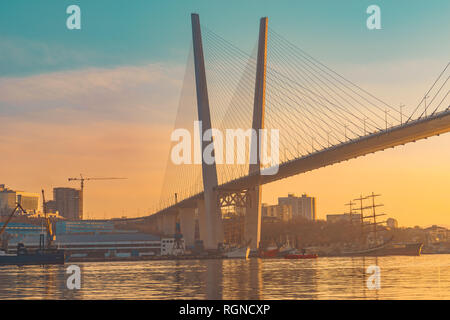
[0,62,449,227]
[1,1,449,227]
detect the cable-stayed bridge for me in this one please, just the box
[126,14,450,250]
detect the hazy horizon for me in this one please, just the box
[1,0,449,227]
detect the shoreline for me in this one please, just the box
[64,251,450,263]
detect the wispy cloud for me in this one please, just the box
[0,63,184,124]
[0,36,99,76]
[0,62,190,217]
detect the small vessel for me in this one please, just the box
[259,245,279,258]
[223,240,251,259]
[260,247,279,258]
[278,241,296,257]
[0,241,65,266]
[260,240,296,258]
[224,246,250,259]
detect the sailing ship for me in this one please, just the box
[341,240,423,257]
[339,193,422,257]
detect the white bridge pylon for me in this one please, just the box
[190,13,268,250]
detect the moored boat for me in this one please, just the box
[259,246,279,258]
[0,192,65,265]
[335,193,423,257]
[340,241,423,257]
[278,244,296,257]
[224,245,250,259]
[0,243,65,265]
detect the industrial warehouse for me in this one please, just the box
[1,220,183,261]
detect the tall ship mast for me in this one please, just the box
[340,193,423,257]
[358,192,386,246]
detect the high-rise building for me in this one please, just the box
[0,184,39,215]
[44,200,57,213]
[53,187,82,220]
[278,193,316,220]
[16,191,39,213]
[262,203,293,222]
[0,184,16,215]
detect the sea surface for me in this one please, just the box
[0,254,449,300]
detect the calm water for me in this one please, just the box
[0,255,449,300]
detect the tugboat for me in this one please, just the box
[278,240,297,257]
[0,191,65,265]
[259,241,281,258]
[259,246,279,258]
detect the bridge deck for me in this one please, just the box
[139,109,450,220]
[222,108,450,190]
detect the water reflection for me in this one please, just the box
[206,260,222,299]
[0,255,449,299]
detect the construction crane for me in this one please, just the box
[0,203,26,252]
[41,189,55,248]
[0,203,26,238]
[67,174,127,219]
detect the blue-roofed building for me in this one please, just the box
[0,222,43,236]
[55,220,117,235]
[1,221,162,259]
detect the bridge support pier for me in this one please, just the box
[244,187,262,250]
[196,197,223,249]
[153,215,164,235]
[162,211,177,236]
[197,199,207,246]
[179,207,196,247]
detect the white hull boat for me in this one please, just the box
[224,246,250,259]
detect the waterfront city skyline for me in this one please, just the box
[1,1,449,227]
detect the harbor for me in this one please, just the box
[1,214,447,265]
[2,186,449,266]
